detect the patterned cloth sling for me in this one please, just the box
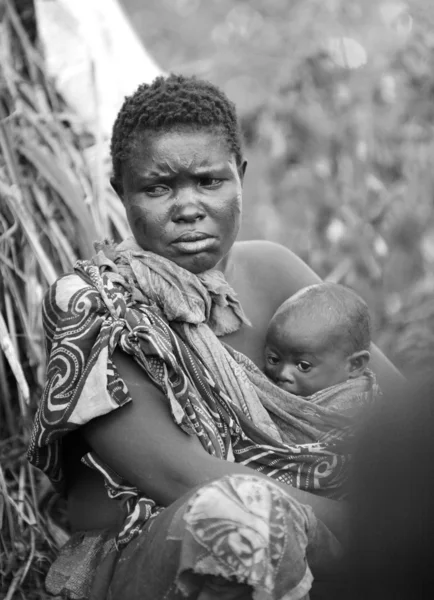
[28,238,379,547]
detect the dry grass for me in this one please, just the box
[0,1,128,597]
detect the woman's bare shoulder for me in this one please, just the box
[231,240,321,300]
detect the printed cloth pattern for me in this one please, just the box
[28,240,379,548]
[175,474,316,600]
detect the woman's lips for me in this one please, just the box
[171,232,216,254]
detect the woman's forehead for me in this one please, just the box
[133,128,232,160]
[121,128,235,180]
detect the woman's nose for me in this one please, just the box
[172,191,205,223]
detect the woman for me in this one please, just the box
[29,74,402,600]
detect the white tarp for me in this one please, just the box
[35,0,163,138]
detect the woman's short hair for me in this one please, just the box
[110,74,243,186]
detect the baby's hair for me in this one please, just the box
[110,74,243,187]
[271,282,371,354]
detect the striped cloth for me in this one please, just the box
[28,239,379,547]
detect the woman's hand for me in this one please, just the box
[83,348,347,541]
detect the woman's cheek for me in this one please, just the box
[127,205,148,235]
[126,203,164,246]
[213,188,242,222]
[233,191,242,217]
[227,194,242,226]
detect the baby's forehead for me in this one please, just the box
[273,307,329,331]
[268,311,346,352]
[272,293,340,331]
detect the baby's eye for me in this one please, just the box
[266,354,280,366]
[296,361,312,373]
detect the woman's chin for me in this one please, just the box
[172,251,221,274]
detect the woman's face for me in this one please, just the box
[115,128,246,274]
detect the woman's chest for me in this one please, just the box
[220,280,278,368]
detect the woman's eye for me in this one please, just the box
[198,177,223,188]
[297,361,312,373]
[145,185,169,197]
[267,355,280,366]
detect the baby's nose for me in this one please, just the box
[277,364,296,383]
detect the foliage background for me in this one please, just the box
[1,0,434,597]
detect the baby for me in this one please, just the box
[264,282,371,397]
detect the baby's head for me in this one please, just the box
[264,283,371,397]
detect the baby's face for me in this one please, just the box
[264,315,350,397]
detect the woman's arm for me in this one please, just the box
[83,348,347,540]
[368,344,406,396]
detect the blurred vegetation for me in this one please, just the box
[124,0,434,375]
[1,0,434,597]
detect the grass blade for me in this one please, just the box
[0,310,30,404]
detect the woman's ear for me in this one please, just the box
[110,176,124,202]
[238,159,248,185]
[347,350,371,379]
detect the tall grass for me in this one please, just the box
[0,1,128,597]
